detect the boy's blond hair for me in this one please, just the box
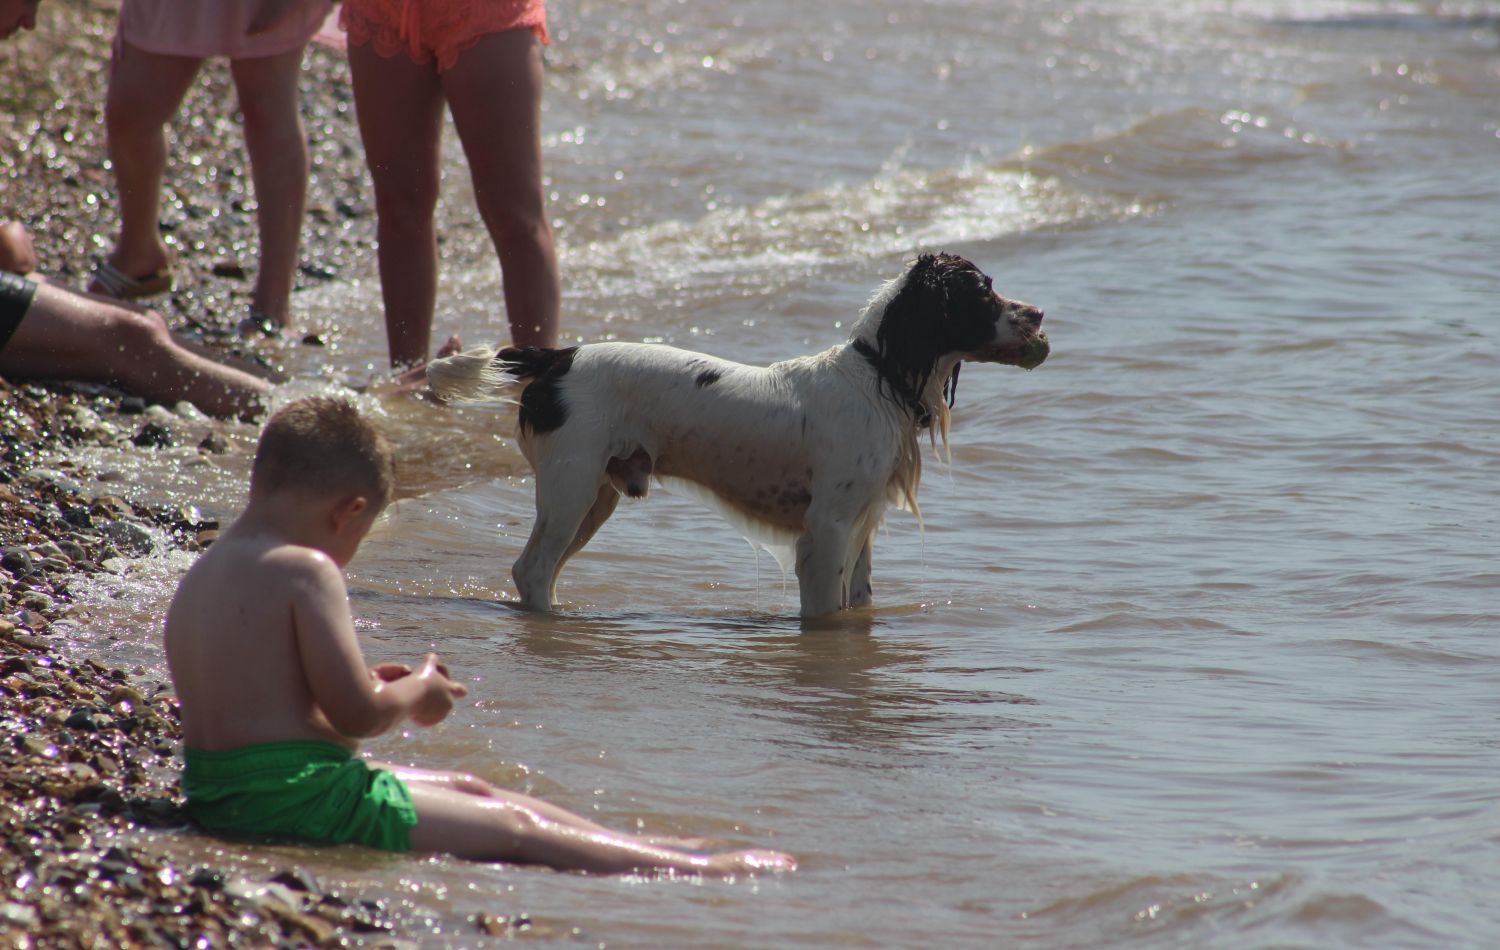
[250,397,395,505]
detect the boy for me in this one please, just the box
[164,396,794,875]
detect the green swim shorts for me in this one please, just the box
[182,741,417,853]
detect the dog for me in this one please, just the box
[426,252,1049,618]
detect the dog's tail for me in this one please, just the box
[424,346,517,403]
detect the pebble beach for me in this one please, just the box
[0,3,476,945]
[10,1,1500,946]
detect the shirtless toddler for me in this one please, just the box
[164,396,794,875]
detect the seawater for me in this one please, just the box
[57,1,1500,946]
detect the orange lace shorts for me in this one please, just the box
[341,0,548,72]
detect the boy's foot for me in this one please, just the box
[702,849,797,877]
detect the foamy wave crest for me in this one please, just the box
[564,159,1136,297]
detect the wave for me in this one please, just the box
[560,156,1143,300]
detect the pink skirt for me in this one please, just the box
[118,0,334,60]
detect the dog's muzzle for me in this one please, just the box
[974,304,1049,369]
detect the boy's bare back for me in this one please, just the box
[166,396,455,756]
[165,526,364,752]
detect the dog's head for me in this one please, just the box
[879,253,1048,369]
[853,253,1049,423]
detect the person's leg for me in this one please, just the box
[441,29,559,348]
[367,761,496,797]
[370,760,706,846]
[96,39,202,287]
[228,48,312,330]
[1,283,270,418]
[403,782,794,876]
[347,42,446,368]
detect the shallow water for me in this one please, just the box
[55,1,1500,946]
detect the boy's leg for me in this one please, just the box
[441,29,560,349]
[1,282,270,418]
[403,782,794,876]
[371,760,704,844]
[97,40,202,286]
[367,760,496,797]
[347,42,446,369]
[228,48,312,330]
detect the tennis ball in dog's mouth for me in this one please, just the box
[1018,333,1050,370]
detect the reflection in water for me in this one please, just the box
[498,605,1042,767]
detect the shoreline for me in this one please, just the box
[0,381,431,947]
[1,3,520,945]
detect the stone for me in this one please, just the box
[197,433,229,454]
[131,422,176,449]
[99,521,154,557]
[1,548,33,576]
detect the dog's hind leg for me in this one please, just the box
[513,458,613,609]
[561,484,621,569]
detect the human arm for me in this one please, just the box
[0,222,38,275]
[289,550,466,737]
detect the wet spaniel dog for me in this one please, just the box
[426,252,1049,618]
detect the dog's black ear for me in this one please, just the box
[875,253,960,361]
[862,254,959,424]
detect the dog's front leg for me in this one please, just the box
[795,506,856,618]
[847,534,874,609]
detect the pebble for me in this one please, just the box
[131,422,177,449]
[99,558,129,576]
[1,549,32,576]
[99,521,155,557]
[197,433,229,454]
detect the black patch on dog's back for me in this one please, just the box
[695,369,722,388]
[495,346,578,435]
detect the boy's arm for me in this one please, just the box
[289,550,462,738]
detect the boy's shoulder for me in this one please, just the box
[187,531,343,590]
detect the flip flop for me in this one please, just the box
[237,308,285,338]
[88,260,174,300]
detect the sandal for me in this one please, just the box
[237,308,285,338]
[88,260,174,300]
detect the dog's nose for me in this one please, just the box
[1017,304,1044,329]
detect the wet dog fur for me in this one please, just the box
[426,253,1047,618]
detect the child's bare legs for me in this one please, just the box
[229,49,311,330]
[348,42,446,369]
[373,761,708,847]
[374,763,794,876]
[2,284,270,418]
[98,40,202,285]
[405,784,794,876]
[443,30,559,349]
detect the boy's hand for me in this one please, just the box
[370,662,412,683]
[410,653,468,727]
